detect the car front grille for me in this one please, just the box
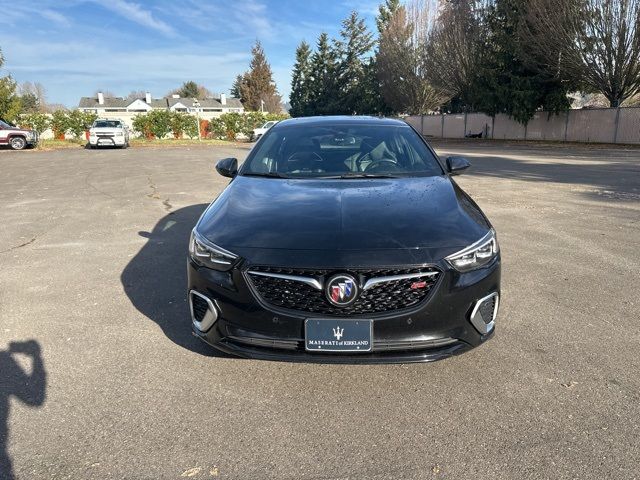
[246,266,440,315]
[191,294,210,323]
[478,295,497,323]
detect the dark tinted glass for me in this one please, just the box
[242,123,443,178]
[94,120,122,128]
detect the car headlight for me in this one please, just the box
[26,131,34,139]
[446,229,499,272]
[115,131,124,137]
[189,229,238,271]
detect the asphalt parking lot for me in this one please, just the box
[1,140,639,479]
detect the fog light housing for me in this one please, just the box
[189,290,218,332]
[469,292,499,334]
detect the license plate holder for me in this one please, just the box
[305,319,372,352]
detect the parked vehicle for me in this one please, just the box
[0,119,38,150]
[251,120,278,141]
[88,119,129,148]
[188,116,500,363]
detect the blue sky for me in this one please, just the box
[0,0,381,107]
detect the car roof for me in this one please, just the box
[275,116,408,128]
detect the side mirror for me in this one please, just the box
[446,156,471,176]
[216,157,238,178]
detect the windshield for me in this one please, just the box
[0,120,13,129]
[93,120,122,128]
[241,123,443,178]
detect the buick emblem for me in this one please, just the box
[325,274,359,307]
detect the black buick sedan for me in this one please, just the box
[187,116,500,363]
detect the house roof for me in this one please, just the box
[79,95,243,110]
[78,97,131,109]
[149,99,169,108]
[169,96,244,109]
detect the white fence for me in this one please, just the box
[405,107,640,144]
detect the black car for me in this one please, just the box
[187,116,500,363]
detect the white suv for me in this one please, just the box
[88,119,130,148]
[251,121,278,142]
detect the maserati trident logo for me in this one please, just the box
[333,326,344,340]
[325,274,359,307]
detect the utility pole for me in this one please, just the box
[192,99,201,141]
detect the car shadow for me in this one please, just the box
[0,340,47,480]
[120,204,230,357]
[432,141,640,203]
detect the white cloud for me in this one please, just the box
[40,9,71,27]
[0,3,72,28]
[234,0,273,39]
[2,38,252,104]
[341,0,380,17]
[94,0,175,37]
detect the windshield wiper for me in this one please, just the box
[338,172,400,179]
[242,172,289,179]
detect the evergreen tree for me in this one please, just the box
[168,81,211,99]
[19,92,39,113]
[178,81,199,98]
[308,33,339,115]
[359,57,391,115]
[376,0,402,34]
[289,41,313,117]
[237,41,282,112]
[334,11,375,114]
[230,74,244,98]
[471,0,572,123]
[0,48,21,122]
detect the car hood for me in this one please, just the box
[5,126,33,134]
[198,176,490,252]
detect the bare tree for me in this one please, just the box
[93,89,117,98]
[126,90,148,100]
[377,0,448,114]
[523,0,640,107]
[18,81,48,112]
[425,1,492,102]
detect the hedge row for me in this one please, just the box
[206,112,289,140]
[19,111,97,139]
[132,110,199,140]
[18,110,291,141]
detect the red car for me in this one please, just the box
[0,119,38,150]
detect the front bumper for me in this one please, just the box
[187,256,500,364]
[89,135,126,146]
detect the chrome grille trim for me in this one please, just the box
[226,335,301,351]
[246,270,322,290]
[373,337,457,351]
[363,271,440,291]
[245,266,441,315]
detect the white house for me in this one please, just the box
[78,92,244,115]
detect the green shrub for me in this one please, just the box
[50,110,69,139]
[18,112,50,135]
[133,110,173,139]
[169,111,199,139]
[66,110,97,138]
[206,112,289,140]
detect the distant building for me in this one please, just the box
[78,91,244,115]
